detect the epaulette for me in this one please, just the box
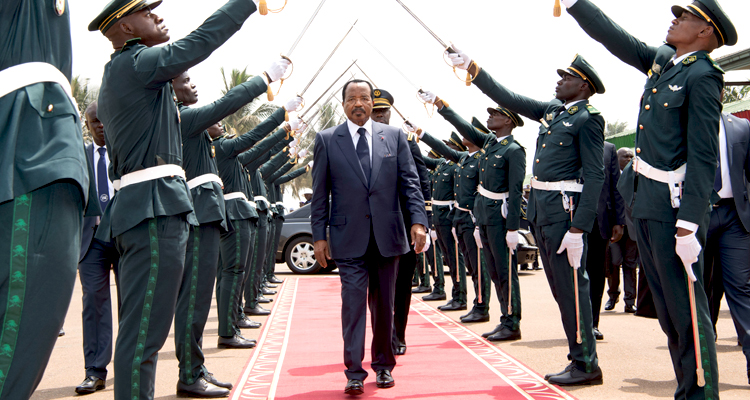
[586,104,600,115]
[407,131,415,142]
[567,106,580,115]
[120,37,142,54]
[707,54,725,74]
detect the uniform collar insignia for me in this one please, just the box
[562,121,573,127]
[567,106,579,115]
[682,55,698,65]
[500,139,509,145]
[669,84,683,92]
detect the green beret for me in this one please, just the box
[557,54,605,95]
[88,0,163,34]
[672,0,737,47]
[449,132,466,151]
[471,117,490,133]
[486,106,524,128]
[373,88,394,110]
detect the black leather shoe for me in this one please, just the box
[257,295,272,304]
[481,324,503,338]
[75,376,105,394]
[544,362,575,381]
[412,285,431,293]
[395,344,407,355]
[460,309,475,319]
[487,328,521,342]
[422,292,446,301]
[176,377,230,398]
[265,282,278,288]
[548,365,603,386]
[461,312,490,323]
[268,275,284,284]
[261,287,277,296]
[438,301,467,311]
[746,368,749,385]
[238,315,261,329]
[604,297,618,311]
[344,379,364,395]
[203,372,232,389]
[375,370,395,388]
[59,328,65,337]
[624,304,636,313]
[244,305,271,316]
[217,335,256,349]
[411,279,419,287]
[593,327,604,341]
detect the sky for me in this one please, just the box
[69,0,750,204]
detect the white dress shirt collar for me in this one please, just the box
[672,51,698,65]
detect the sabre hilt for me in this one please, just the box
[267,55,294,101]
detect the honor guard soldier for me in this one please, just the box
[421,152,449,297]
[447,49,606,385]
[562,0,737,396]
[1,1,98,397]
[420,91,527,339]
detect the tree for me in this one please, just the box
[604,120,628,138]
[219,67,278,136]
[71,75,99,143]
[722,85,750,104]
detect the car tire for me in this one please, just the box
[285,236,322,274]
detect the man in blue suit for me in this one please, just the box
[311,80,428,395]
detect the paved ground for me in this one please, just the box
[33,262,748,399]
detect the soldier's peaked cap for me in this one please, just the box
[471,117,490,133]
[449,132,466,151]
[88,0,163,34]
[672,0,737,47]
[486,106,524,127]
[372,89,394,109]
[557,54,605,95]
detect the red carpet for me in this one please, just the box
[230,277,576,400]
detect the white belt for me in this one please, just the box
[0,62,77,109]
[112,164,185,191]
[432,199,455,206]
[187,173,224,190]
[254,196,269,206]
[455,205,471,212]
[478,185,509,218]
[275,201,285,209]
[224,192,257,208]
[530,178,583,213]
[633,156,686,208]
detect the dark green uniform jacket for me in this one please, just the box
[567,0,722,224]
[1,0,94,212]
[473,70,605,232]
[96,0,259,239]
[421,142,458,226]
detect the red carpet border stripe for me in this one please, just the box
[230,278,297,400]
[410,297,578,400]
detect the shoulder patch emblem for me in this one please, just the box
[567,106,579,115]
[55,0,65,16]
[707,54,725,74]
[682,55,697,65]
[669,84,683,92]
[586,104,600,115]
[562,121,573,127]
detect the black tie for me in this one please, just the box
[714,146,722,192]
[356,127,371,185]
[662,60,675,75]
[97,147,110,213]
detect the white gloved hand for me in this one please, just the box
[506,230,519,255]
[446,44,472,70]
[417,234,431,254]
[289,117,303,131]
[284,96,303,112]
[265,58,291,82]
[307,160,314,168]
[404,121,418,133]
[556,231,584,269]
[297,149,308,158]
[418,90,437,104]
[675,232,700,282]
[289,138,299,148]
[430,230,437,241]
[473,227,483,249]
[289,146,297,156]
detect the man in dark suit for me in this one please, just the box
[76,102,121,395]
[311,80,428,395]
[703,113,750,384]
[586,141,625,340]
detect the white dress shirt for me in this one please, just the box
[92,142,114,200]
[496,134,510,143]
[717,117,733,198]
[347,118,373,164]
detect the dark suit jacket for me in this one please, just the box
[721,113,750,232]
[596,142,626,238]
[311,121,428,259]
[80,143,97,262]
[403,134,431,229]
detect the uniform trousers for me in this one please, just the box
[703,202,750,369]
[263,214,276,282]
[0,182,82,399]
[479,223,520,331]
[218,218,254,337]
[586,218,609,328]
[267,216,284,279]
[636,217,718,400]
[337,232,399,381]
[434,223,466,305]
[79,237,120,381]
[607,230,638,308]
[393,248,416,349]
[414,253,430,289]
[175,223,221,385]
[243,211,268,311]
[113,216,189,400]
[454,213,490,315]
[426,241,445,293]
[536,220,598,372]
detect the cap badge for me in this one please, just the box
[55,0,65,16]
[374,90,381,96]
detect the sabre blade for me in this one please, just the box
[394,0,452,51]
[298,20,358,97]
[300,59,358,118]
[286,0,328,57]
[353,26,420,90]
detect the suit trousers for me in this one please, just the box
[79,237,120,380]
[0,182,82,400]
[703,203,750,369]
[337,232,399,381]
[175,222,221,385]
[479,223,519,330]
[218,219,254,337]
[114,216,188,400]
[635,217,718,400]
[243,212,267,311]
[586,218,609,328]
[536,220,598,372]
[393,248,416,348]
[607,232,638,307]
[455,217,490,315]
[434,224,466,304]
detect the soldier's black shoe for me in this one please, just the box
[257,295,272,304]
[437,300,455,310]
[461,312,490,323]
[344,379,364,395]
[460,308,475,319]
[375,370,395,388]
[268,275,284,284]
[547,365,603,386]
[176,377,230,398]
[422,292,446,301]
[593,327,604,340]
[75,376,105,394]
[244,305,271,316]
[544,362,575,381]
[481,324,503,338]
[411,279,419,287]
[746,368,749,385]
[624,304,636,313]
[412,285,431,293]
[59,328,65,337]
[261,287,276,296]
[487,328,521,342]
[217,335,256,349]
[204,372,233,389]
[604,297,618,311]
[438,301,467,311]
[238,315,261,329]
[265,282,279,288]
